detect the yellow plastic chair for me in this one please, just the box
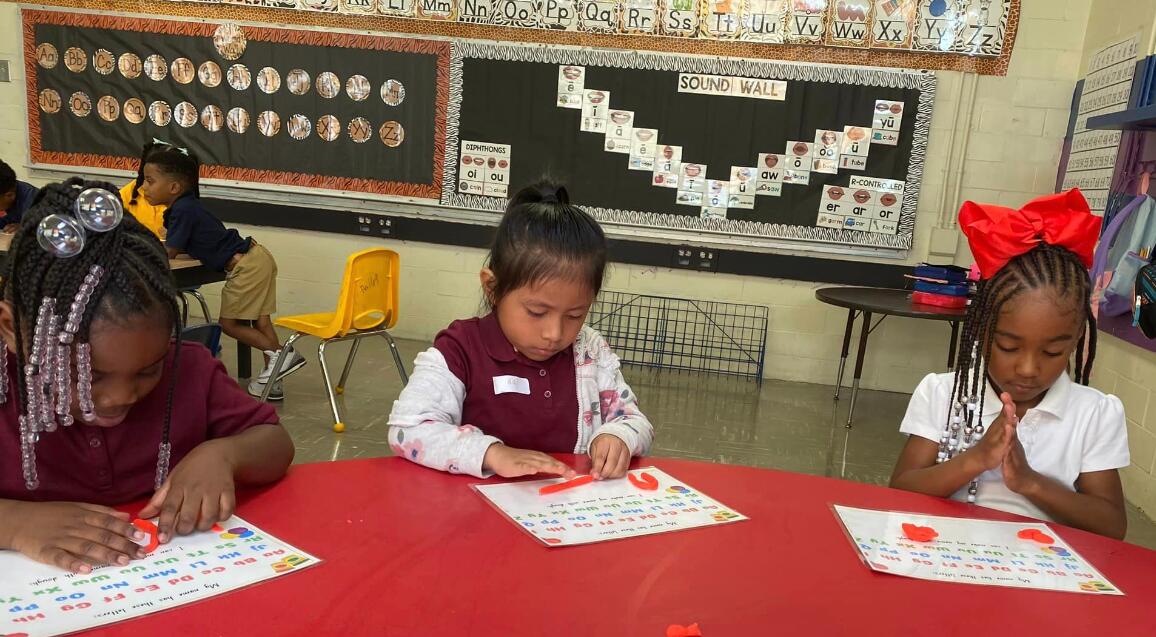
[259,248,409,432]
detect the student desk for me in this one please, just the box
[0,233,254,379]
[93,456,1156,636]
[816,287,967,428]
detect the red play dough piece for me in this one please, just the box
[628,471,659,491]
[543,538,562,545]
[211,523,225,532]
[1018,528,1055,544]
[538,474,594,495]
[131,518,160,554]
[686,623,703,636]
[666,624,702,637]
[901,523,938,542]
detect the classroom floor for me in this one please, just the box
[214,334,1156,552]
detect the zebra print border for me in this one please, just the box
[441,40,934,251]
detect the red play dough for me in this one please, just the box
[628,472,659,491]
[131,518,160,554]
[1018,529,1055,544]
[901,523,939,542]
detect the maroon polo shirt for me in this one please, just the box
[0,342,279,505]
[436,313,579,453]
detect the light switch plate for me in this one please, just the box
[0,60,10,83]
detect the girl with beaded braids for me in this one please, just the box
[891,190,1131,539]
[0,178,293,574]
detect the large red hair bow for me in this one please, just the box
[958,189,1101,279]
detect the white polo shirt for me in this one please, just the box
[900,372,1130,521]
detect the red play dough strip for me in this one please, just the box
[538,474,594,495]
[628,471,659,491]
[131,518,160,554]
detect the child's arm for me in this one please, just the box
[136,348,292,541]
[139,424,294,542]
[1000,396,1129,539]
[389,347,571,478]
[1002,448,1127,539]
[585,330,655,479]
[890,377,1017,497]
[0,499,147,574]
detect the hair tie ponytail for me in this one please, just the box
[534,184,569,204]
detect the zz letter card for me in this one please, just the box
[833,505,1122,595]
[0,515,319,636]
[475,467,748,546]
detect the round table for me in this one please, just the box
[816,287,967,428]
[94,456,1156,636]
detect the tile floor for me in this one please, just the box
[214,333,1156,551]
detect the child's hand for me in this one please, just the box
[138,440,236,543]
[5,501,146,574]
[1002,434,1041,495]
[968,392,1018,471]
[589,434,631,480]
[483,444,576,479]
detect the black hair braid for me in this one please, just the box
[944,242,1097,432]
[1,177,184,475]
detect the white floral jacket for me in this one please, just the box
[387,326,654,478]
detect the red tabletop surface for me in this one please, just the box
[89,455,1156,636]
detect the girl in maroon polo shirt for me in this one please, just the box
[0,179,293,574]
[389,181,654,480]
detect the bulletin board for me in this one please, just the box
[445,41,934,250]
[23,9,450,198]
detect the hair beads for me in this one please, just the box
[11,266,104,487]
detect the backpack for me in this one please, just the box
[1136,259,1156,339]
[1091,195,1156,317]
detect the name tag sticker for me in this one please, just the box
[493,375,531,395]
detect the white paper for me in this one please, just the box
[834,505,1122,595]
[0,516,318,637]
[475,467,747,547]
[460,140,511,198]
[580,89,610,133]
[557,65,585,109]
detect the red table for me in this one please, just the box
[93,456,1156,636]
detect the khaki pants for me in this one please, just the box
[219,244,278,321]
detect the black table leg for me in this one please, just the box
[237,320,254,380]
[846,311,872,429]
[947,321,960,370]
[834,309,856,401]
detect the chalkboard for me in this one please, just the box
[25,10,449,199]
[444,42,934,250]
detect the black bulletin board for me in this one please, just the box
[25,10,449,199]
[443,42,934,251]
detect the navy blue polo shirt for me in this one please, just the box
[164,194,250,272]
[0,181,38,229]
[436,313,580,453]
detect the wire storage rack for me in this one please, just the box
[586,291,768,381]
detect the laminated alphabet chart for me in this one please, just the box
[834,505,1122,595]
[475,467,748,546]
[0,516,319,637]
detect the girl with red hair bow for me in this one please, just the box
[890,189,1131,539]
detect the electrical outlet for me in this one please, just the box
[355,214,394,237]
[0,60,10,83]
[672,245,718,271]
